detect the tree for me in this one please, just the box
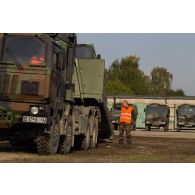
[168,89,185,96]
[106,79,133,95]
[105,56,185,97]
[151,67,173,96]
[105,55,152,95]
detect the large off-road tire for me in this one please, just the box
[164,124,169,132]
[89,116,98,149]
[37,116,60,155]
[81,122,90,150]
[59,116,73,154]
[145,124,151,131]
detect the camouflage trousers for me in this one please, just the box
[119,123,133,146]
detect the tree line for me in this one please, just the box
[105,55,185,96]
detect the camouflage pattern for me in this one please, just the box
[119,123,133,146]
[177,104,195,130]
[0,34,112,154]
[145,103,170,131]
[0,34,69,130]
[0,33,77,153]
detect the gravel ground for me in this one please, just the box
[0,129,195,163]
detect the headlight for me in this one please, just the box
[30,106,39,115]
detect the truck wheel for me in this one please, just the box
[164,124,169,132]
[145,125,151,131]
[59,117,73,154]
[177,125,181,132]
[89,116,98,149]
[37,116,60,155]
[81,123,90,150]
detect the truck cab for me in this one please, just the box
[0,33,75,154]
[145,103,170,131]
[177,104,195,131]
[0,34,112,154]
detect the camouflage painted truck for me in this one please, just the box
[0,33,112,154]
[176,104,195,131]
[145,103,170,131]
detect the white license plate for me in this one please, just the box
[23,116,47,124]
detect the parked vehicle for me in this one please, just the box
[145,103,170,131]
[176,104,195,131]
[0,33,112,154]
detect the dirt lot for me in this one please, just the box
[1,129,195,163]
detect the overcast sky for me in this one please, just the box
[78,33,195,96]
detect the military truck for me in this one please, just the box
[111,102,138,130]
[0,33,112,154]
[145,103,170,131]
[176,104,195,131]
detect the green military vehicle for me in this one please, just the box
[176,104,195,131]
[0,33,112,154]
[111,102,138,130]
[145,103,170,131]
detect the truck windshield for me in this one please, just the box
[75,46,95,59]
[178,106,195,115]
[2,35,45,66]
[147,106,168,115]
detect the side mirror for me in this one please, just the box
[97,54,101,59]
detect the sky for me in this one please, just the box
[77,33,195,96]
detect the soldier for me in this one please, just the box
[119,100,134,147]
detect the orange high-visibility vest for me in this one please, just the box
[120,106,134,124]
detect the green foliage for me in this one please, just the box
[167,89,185,96]
[106,79,133,95]
[105,55,152,95]
[105,55,185,97]
[151,67,173,96]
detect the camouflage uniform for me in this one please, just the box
[119,122,133,146]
